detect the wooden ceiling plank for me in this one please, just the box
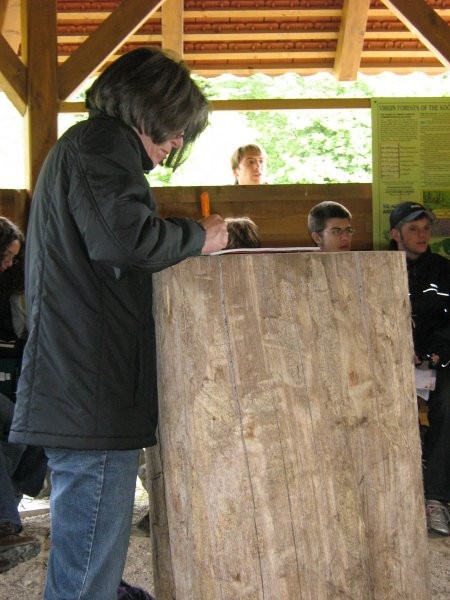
[56,8,450,21]
[59,97,372,114]
[58,0,166,101]
[381,0,450,67]
[0,32,25,114]
[161,0,183,57]
[57,9,342,20]
[0,0,7,28]
[334,0,370,81]
[58,32,342,44]
[1,0,20,52]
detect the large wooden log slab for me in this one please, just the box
[149,251,430,600]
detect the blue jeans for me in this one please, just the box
[44,448,140,600]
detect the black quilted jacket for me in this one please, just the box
[407,248,450,367]
[10,113,205,450]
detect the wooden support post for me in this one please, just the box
[149,251,430,600]
[21,0,58,193]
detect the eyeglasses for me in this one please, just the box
[321,227,355,237]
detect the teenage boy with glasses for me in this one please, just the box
[307,201,354,252]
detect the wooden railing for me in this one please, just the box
[0,190,30,231]
[1,183,374,250]
[154,183,373,250]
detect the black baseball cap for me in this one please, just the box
[389,201,435,229]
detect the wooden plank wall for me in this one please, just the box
[0,189,30,232]
[154,183,373,250]
[0,183,374,250]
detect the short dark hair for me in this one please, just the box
[0,217,24,257]
[307,201,352,235]
[225,217,261,249]
[86,47,210,170]
[0,217,25,297]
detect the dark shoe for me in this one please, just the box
[0,522,41,573]
[118,579,156,599]
[425,500,450,536]
[136,511,150,534]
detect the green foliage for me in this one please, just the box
[149,72,380,186]
[244,108,372,183]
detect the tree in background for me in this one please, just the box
[244,108,372,184]
[148,72,379,187]
[0,71,448,188]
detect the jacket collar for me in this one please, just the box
[130,128,153,173]
[88,109,154,172]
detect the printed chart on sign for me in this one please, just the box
[372,97,450,257]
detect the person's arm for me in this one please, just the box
[425,257,450,366]
[427,323,450,366]
[9,293,27,339]
[68,121,226,272]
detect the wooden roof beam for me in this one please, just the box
[22,0,58,191]
[334,0,370,81]
[58,0,166,101]
[381,0,450,68]
[0,32,25,113]
[0,0,25,113]
[161,0,183,58]
[0,0,20,51]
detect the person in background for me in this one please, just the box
[389,201,450,537]
[231,143,268,185]
[0,217,26,366]
[307,200,353,252]
[225,216,261,249]
[0,217,46,573]
[0,392,45,573]
[9,47,227,600]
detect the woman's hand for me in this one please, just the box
[200,214,228,254]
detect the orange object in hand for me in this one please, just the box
[200,192,210,218]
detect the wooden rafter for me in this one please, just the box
[58,0,166,100]
[0,0,25,113]
[0,0,20,52]
[334,0,370,81]
[0,32,25,113]
[21,0,58,190]
[381,0,450,68]
[161,0,183,58]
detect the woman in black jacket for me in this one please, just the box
[10,48,228,599]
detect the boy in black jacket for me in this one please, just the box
[390,201,450,536]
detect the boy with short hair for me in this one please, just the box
[307,201,353,252]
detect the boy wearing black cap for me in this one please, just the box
[390,201,450,536]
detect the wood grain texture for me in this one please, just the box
[150,251,430,599]
[153,183,373,250]
[0,189,30,230]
